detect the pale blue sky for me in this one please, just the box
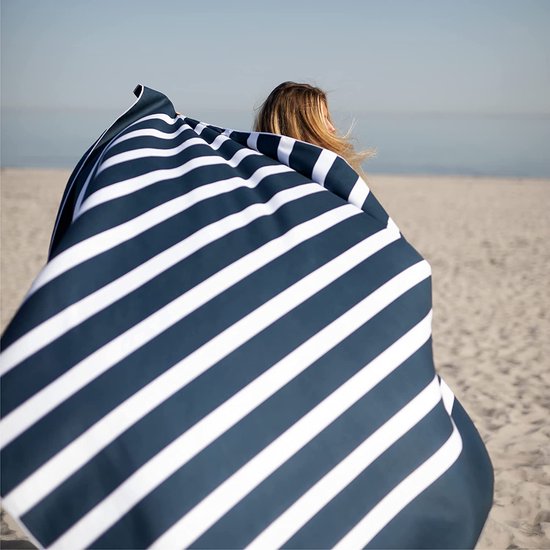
[2,0,549,116]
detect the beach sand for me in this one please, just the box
[1,168,549,549]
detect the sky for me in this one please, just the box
[2,0,550,118]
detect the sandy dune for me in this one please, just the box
[1,168,549,549]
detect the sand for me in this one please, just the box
[1,168,549,549]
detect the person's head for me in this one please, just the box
[253,81,375,178]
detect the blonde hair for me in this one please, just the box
[253,81,376,180]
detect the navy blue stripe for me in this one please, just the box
[289,141,322,180]
[325,156,357,198]
[224,130,252,146]
[256,133,281,160]
[363,191,390,225]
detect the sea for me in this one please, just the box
[1,108,549,178]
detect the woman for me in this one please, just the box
[1,85,493,549]
[253,81,376,182]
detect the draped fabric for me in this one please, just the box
[0,85,493,549]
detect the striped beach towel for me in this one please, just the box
[0,85,493,549]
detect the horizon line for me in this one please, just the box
[2,105,550,118]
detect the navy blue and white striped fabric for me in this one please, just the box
[0,85,493,549]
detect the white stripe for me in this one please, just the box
[311,149,337,186]
[0,204,362,451]
[22,163,290,301]
[194,123,206,135]
[116,112,180,130]
[47,259,429,550]
[334,421,463,549]
[4,223,402,516]
[52,134,103,249]
[387,216,400,235]
[247,132,259,151]
[71,163,100,223]
[118,112,179,128]
[78,147,263,217]
[386,215,401,238]
[0,178,315,377]
[439,377,455,414]
[153,312,434,549]
[246,375,442,550]
[348,176,370,209]
[107,122,189,150]
[277,136,295,165]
